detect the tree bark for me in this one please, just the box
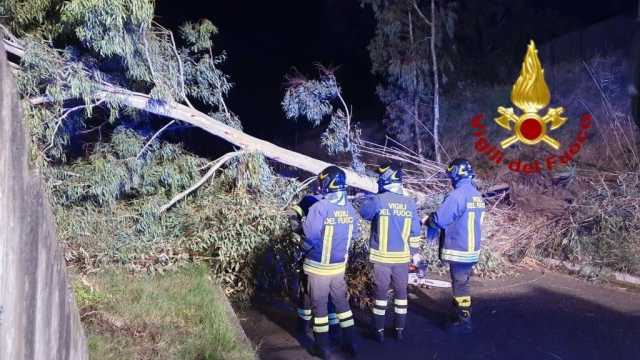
[430,0,442,164]
[101,87,379,193]
[408,8,423,155]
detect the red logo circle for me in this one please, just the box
[520,118,543,140]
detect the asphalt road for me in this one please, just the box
[239,270,640,360]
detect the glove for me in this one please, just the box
[426,227,439,243]
[411,253,427,279]
[424,212,440,243]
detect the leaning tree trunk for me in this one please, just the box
[2,39,378,193]
[430,0,442,164]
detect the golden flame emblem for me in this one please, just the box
[495,40,567,149]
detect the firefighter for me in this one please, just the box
[423,158,485,334]
[288,193,340,340]
[359,161,422,343]
[301,166,360,358]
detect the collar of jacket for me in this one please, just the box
[325,191,347,205]
[453,177,473,189]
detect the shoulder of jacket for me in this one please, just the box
[308,198,330,213]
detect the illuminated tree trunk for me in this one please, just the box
[430,0,442,163]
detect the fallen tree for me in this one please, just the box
[2,35,379,194]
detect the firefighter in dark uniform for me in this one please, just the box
[301,166,360,358]
[288,194,340,339]
[424,158,485,334]
[359,161,423,343]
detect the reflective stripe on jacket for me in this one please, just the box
[302,197,360,275]
[432,178,485,263]
[360,190,422,264]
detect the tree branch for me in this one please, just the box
[158,150,247,213]
[43,100,105,154]
[136,120,175,159]
[412,0,432,26]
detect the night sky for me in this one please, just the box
[156,1,637,150]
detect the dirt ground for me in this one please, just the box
[238,270,640,360]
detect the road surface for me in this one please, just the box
[238,270,640,360]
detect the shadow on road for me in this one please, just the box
[239,271,640,360]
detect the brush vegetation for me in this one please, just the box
[74,265,256,360]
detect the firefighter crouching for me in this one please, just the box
[424,159,485,334]
[301,166,360,358]
[359,161,423,343]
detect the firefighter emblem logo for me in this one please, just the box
[494,40,567,150]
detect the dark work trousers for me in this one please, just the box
[297,272,338,327]
[449,262,474,310]
[306,273,356,349]
[372,263,409,332]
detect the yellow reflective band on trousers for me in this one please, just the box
[379,215,389,252]
[337,310,353,320]
[298,308,312,320]
[313,316,330,333]
[394,298,408,314]
[374,299,388,307]
[402,218,411,252]
[321,225,334,264]
[467,212,476,252]
[336,310,354,328]
[372,308,386,315]
[454,296,472,307]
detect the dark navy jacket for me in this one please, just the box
[430,178,485,263]
[359,189,422,264]
[302,194,360,276]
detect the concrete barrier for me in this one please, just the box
[0,42,88,359]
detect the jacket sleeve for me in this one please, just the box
[302,203,324,252]
[409,202,424,250]
[431,193,463,229]
[359,195,379,221]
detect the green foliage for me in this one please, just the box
[282,67,365,172]
[77,265,256,360]
[49,128,297,299]
[542,172,640,275]
[0,0,64,36]
[180,20,218,53]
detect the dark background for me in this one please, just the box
[156,1,637,148]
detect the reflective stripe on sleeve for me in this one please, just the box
[402,218,411,252]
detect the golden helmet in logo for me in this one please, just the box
[494,41,567,150]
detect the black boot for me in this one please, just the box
[447,307,472,334]
[341,326,358,357]
[297,318,311,335]
[395,328,404,341]
[312,331,331,360]
[374,328,385,343]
